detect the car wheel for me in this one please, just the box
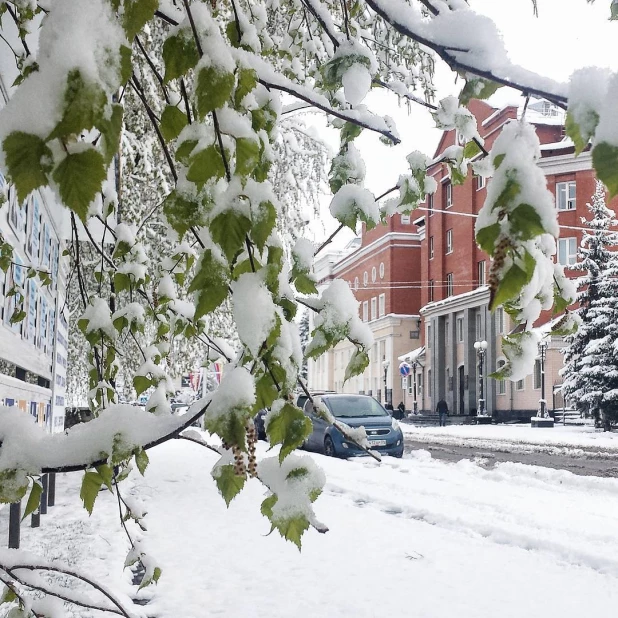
[324,436,336,457]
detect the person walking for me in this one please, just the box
[397,401,406,419]
[436,397,449,427]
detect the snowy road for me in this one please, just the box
[3,439,618,618]
[405,438,618,477]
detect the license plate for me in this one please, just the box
[369,439,387,447]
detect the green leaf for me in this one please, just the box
[175,139,198,164]
[96,464,114,491]
[490,260,532,310]
[213,464,246,506]
[226,20,241,47]
[195,66,235,119]
[235,137,260,177]
[509,203,546,241]
[0,586,17,605]
[48,70,107,141]
[21,479,42,521]
[205,406,249,447]
[612,1,618,20]
[162,30,199,83]
[0,469,29,504]
[210,210,252,262]
[99,104,123,163]
[133,375,152,396]
[341,121,363,144]
[252,200,277,252]
[186,145,226,187]
[119,44,133,85]
[160,105,188,142]
[344,349,370,381]
[80,471,105,515]
[235,67,258,107]
[266,403,312,462]
[255,373,279,411]
[476,222,501,254]
[188,250,229,320]
[52,149,107,221]
[123,0,158,39]
[592,141,618,198]
[459,78,501,105]
[163,190,208,237]
[135,449,149,476]
[293,272,318,295]
[493,153,506,169]
[3,131,53,202]
[494,175,520,210]
[463,140,481,160]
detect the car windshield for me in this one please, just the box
[325,396,388,418]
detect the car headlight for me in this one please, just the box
[391,417,400,431]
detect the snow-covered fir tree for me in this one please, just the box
[562,181,618,431]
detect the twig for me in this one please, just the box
[313,223,344,257]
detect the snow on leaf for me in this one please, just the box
[195,66,235,119]
[162,29,199,83]
[188,250,229,320]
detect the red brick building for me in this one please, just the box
[309,98,615,420]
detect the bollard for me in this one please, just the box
[31,505,40,528]
[48,473,56,507]
[9,502,21,548]
[40,474,48,515]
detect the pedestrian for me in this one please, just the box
[385,401,394,414]
[436,397,449,427]
[397,401,406,419]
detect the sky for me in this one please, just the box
[305,0,618,247]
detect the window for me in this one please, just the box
[475,175,486,191]
[558,237,577,266]
[428,369,432,398]
[429,279,434,302]
[476,312,482,339]
[478,260,486,286]
[556,181,576,211]
[446,229,453,254]
[444,182,452,208]
[534,359,542,390]
[497,360,506,394]
[371,266,377,283]
[371,297,377,320]
[445,319,449,347]
[428,193,434,215]
[401,214,411,224]
[379,262,385,279]
[496,307,504,335]
[363,271,368,286]
[378,293,385,317]
[446,273,454,297]
[427,324,432,348]
[516,378,525,391]
[354,276,359,290]
[429,236,434,259]
[362,301,368,322]
[457,316,464,343]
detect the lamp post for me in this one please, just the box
[382,359,390,406]
[474,340,488,419]
[538,339,549,418]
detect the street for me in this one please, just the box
[405,438,618,477]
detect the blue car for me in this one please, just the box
[302,394,404,458]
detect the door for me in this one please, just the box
[458,365,465,415]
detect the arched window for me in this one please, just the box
[379,262,385,279]
[354,277,359,290]
[371,266,377,282]
[363,271,368,286]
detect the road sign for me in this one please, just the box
[399,362,411,377]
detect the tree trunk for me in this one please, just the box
[602,410,612,432]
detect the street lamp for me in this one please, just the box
[538,339,549,418]
[406,356,420,415]
[474,340,488,419]
[382,358,390,406]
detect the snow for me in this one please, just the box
[329,185,379,227]
[8,437,618,618]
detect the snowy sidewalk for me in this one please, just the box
[401,422,618,456]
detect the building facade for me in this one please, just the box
[309,98,616,421]
[0,72,69,432]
